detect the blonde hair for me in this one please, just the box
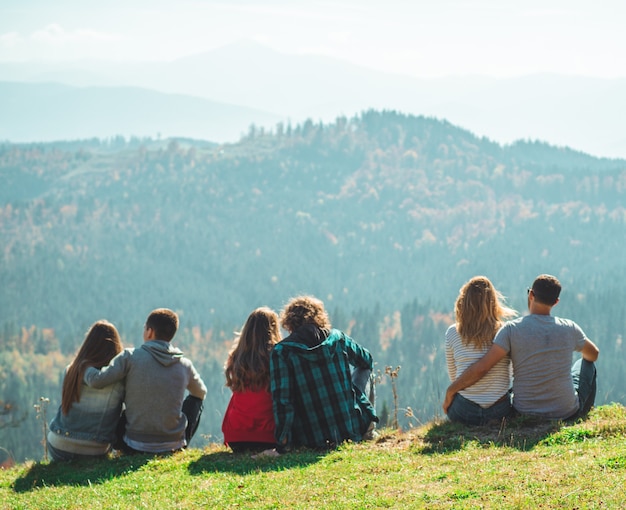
[280,295,331,333]
[455,276,516,349]
[225,307,281,392]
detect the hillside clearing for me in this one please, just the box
[2,404,625,509]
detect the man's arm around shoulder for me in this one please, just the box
[83,349,130,388]
[442,344,507,414]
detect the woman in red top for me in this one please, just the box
[222,307,281,453]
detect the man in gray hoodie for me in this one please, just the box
[84,308,207,454]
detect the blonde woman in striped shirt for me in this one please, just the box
[444,276,517,425]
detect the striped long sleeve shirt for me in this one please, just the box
[445,324,512,407]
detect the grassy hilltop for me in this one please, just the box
[2,404,625,509]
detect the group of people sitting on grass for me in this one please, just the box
[47,296,376,461]
[47,274,599,462]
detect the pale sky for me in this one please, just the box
[0,0,624,78]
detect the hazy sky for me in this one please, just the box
[1,0,624,78]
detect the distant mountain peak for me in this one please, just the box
[173,38,284,64]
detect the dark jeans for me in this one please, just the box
[228,441,278,453]
[568,359,597,420]
[114,394,204,454]
[182,395,204,443]
[447,392,513,426]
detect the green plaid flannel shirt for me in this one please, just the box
[270,328,377,448]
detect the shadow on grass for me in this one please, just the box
[188,447,329,476]
[12,453,152,492]
[419,405,626,454]
[419,414,568,454]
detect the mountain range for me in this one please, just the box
[1,40,625,157]
[0,81,279,142]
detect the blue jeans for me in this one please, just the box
[447,392,513,426]
[568,359,597,419]
[48,442,108,462]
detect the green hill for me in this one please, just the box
[2,404,625,509]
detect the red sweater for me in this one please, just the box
[222,389,276,444]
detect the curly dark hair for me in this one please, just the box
[280,295,331,333]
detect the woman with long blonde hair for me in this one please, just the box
[222,307,281,452]
[444,276,517,425]
[48,320,125,460]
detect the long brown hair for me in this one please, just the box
[61,320,123,415]
[225,307,281,392]
[455,276,516,349]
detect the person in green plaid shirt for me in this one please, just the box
[270,295,378,449]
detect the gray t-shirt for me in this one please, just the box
[494,314,587,419]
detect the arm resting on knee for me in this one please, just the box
[581,339,599,362]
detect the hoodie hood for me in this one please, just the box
[141,340,183,367]
[285,324,330,348]
[278,325,343,363]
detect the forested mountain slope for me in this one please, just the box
[1,111,625,462]
[2,110,624,336]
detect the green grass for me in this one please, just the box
[2,404,626,509]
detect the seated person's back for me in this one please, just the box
[85,308,207,453]
[495,313,589,418]
[445,276,516,425]
[222,307,280,453]
[48,320,125,461]
[270,296,377,448]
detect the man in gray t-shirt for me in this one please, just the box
[443,274,599,420]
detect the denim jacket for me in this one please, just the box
[49,381,124,443]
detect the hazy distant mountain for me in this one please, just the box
[0,41,494,121]
[0,81,280,143]
[431,74,626,159]
[0,40,625,157]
